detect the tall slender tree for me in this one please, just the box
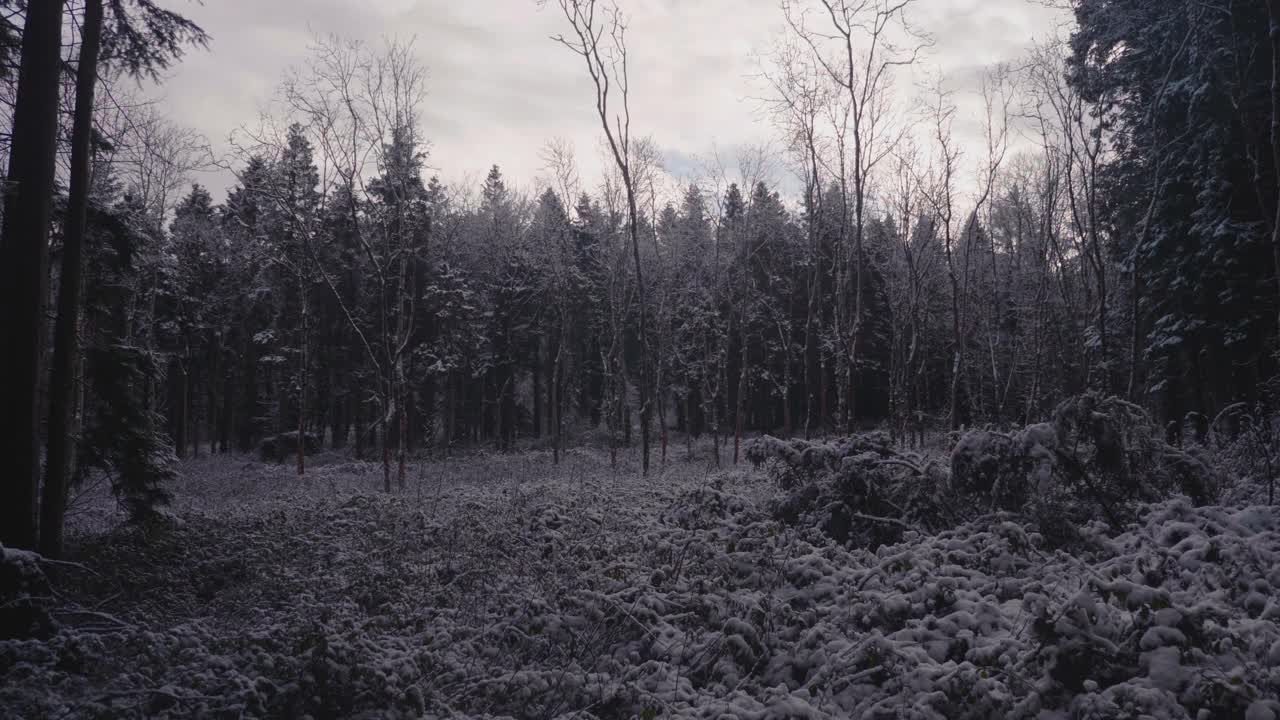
[0,0,67,550]
[551,0,654,474]
[42,0,105,557]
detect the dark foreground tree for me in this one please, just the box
[0,0,66,551]
[41,0,105,558]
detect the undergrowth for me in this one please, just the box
[1,435,1277,719]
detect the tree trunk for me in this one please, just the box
[1268,0,1280,338]
[626,185,652,475]
[219,350,235,453]
[397,365,407,489]
[382,377,393,492]
[190,362,199,458]
[205,333,219,454]
[684,393,694,459]
[445,373,456,456]
[2,0,67,550]
[298,281,307,476]
[382,418,392,492]
[533,338,543,438]
[551,350,561,464]
[172,358,188,459]
[850,171,865,431]
[354,389,365,459]
[734,316,747,464]
[782,344,793,438]
[40,0,102,557]
[820,361,829,430]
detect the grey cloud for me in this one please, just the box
[154,0,1064,202]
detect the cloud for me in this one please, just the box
[154,0,1066,203]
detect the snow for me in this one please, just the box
[1,444,1278,718]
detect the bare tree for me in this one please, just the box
[538,137,580,464]
[1024,40,1111,389]
[549,0,654,474]
[761,38,831,437]
[917,75,965,429]
[975,65,1013,419]
[885,136,936,444]
[254,34,430,491]
[783,0,929,430]
[111,103,210,222]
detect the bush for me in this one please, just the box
[1207,401,1280,505]
[753,394,1223,547]
[258,431,323,463]
[950,427,1033,510]
[0,452,1274,719]
[747,432,951,548]
[0,547,54,641]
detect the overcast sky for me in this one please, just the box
[155,0,1070,202]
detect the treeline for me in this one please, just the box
[3,0,1279,554]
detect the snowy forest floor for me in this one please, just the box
[3,442,1280,719]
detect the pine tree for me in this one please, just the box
[1069,0,1277,418]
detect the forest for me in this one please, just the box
[2,0,1280,718]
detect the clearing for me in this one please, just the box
[2,444,1278,719]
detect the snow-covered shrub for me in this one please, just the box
[1,452,1277,719]
[1208,401,1280,505]
[747,433,951,547]
[1045,394,1219,523]
[752,394,1223,553]
[0,547,54,641]
[257,430,322,462]
[949,428,1031,510]
[745,433,894,489]
[948,395,1222,538]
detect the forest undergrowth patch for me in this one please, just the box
[2,442,1278,719]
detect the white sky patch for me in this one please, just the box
[152,0,1068,205]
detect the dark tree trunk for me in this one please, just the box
[551,344,561,464]
[176,360,189,459]
[1268,0,1280,337]
[533,339,543,438]
[328,364,345,449]
[237,338,258,453]
[205,333,219,455]
[40,0,102,557]
[298,285,307,476]
[219,353,235,453]
[623,186,652,475]
[353,389,365,459]
[2,0,68,551]
[423,373,436,454]
[734,317,747,464]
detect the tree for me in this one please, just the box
[551,0,654,474]
[42,9,207,550]
[782,0,928,430]
[273,34,429,491]
[1068,0,1276,420]
[41,0,105,558]
[0,0,66,550]
[763,38,831,437]
[77,190,177,524]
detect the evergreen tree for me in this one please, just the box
[1069,0,1277,417]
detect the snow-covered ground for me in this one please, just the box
[3,445,1279,719]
